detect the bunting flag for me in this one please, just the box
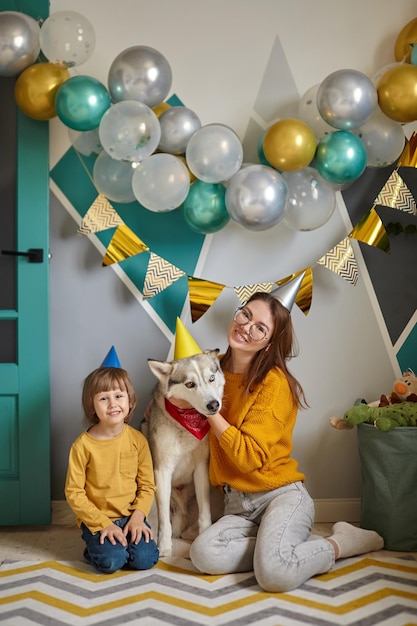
[77,194,124,235]
[234,283,274,304]
[349,207,390,253]
[317,236,358,285]
[274,268,313,315]
[374,170,417,215]
[142,252,185,299]
[396,131,417,168]
[188,276,226,322]
[102,224,149,266]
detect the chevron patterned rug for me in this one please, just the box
[1,555,417,625]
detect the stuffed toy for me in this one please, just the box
[379,370,417,406]
[330,400,417,432]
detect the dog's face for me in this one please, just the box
[148,350,225,416]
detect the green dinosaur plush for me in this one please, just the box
[343,401,417,432]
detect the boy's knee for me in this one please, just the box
[129,540,159,570]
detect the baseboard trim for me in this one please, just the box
[52,498,361,526]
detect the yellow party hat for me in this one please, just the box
[174,317,202,360]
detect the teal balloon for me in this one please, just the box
[314,130,367,185]
[183,181,229,234]
[257,131,272,166]
[55,75,111,131]
[411,45,417,66]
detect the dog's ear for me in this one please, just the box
[203,349,220,357]
[147,358,173,381]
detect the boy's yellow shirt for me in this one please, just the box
[65,424,155,533]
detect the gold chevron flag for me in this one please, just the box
[396,131,417,168]
[188,276,226,322]
[142,252,185,299]
[349,207,390,253]
[317,237,358,285]
[78,194,124,235]
[234,283,274,304]
[374,170,417,215]
[102,224,149,266]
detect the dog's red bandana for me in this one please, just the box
[164,398,210,440]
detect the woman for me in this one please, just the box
[189,289,383,592]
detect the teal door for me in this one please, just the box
[0,0,50,524]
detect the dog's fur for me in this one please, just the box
[143,350,225,556]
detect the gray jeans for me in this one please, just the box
[189,481,335,592]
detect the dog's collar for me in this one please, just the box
[164,398,210,440]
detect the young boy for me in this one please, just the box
[65,361,159,573]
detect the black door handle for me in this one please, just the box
[1,248,43,263]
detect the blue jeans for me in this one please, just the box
[81,516,159,574]
[190,481,335,592]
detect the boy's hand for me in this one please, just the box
[123,509,154,544]
[100,523,127,546]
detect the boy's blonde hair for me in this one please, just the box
[82,367,137,424]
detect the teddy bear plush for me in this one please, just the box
[379,370,417,406]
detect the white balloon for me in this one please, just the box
[186,124,243,183]
[93,151,136,203]
[298,84,334,140]
[68,128,102,157]
[353,107,405,168]
[132,153,190,212]
[282,167,336,231]
[40,11,95,67]
[99,101,161,162]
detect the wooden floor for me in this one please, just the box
[0,522,412,564]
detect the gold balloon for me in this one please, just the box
[263,118,316,172]
[14,62,70,121]
[394,17,417,62]
[377,64,417,123]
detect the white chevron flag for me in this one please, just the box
[143,252,185,299]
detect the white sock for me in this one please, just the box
[329,521,384,559]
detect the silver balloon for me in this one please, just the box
[186,124,243,183]
[282,167,336,231]
[158,106,201,154]
[0,12,40,77]
[225,165,288,231]
[317,69,378,130]
[108,45,172,108]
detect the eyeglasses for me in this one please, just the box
[233,307,269,341]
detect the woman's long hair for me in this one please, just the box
[221,291,308,409]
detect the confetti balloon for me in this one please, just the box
[14,62,70,120]
[55,75,111,131]
[0,11,41,77]
[314,131,367,185]
[40,11,95,67]
[132,153,190,212]
[353,108,405,168]
[298,84,334,140]
[68,128,103,157]
[183,181,229,233]
[108,45,172,108]
[225,165,288,231]
[99,100,161,162]
[186,124,243,183]
[282,167,336,231]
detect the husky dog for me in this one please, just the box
[144,350,225,557]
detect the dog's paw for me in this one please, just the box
[158,539,173,557]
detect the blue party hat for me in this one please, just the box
[100,346,122,368]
